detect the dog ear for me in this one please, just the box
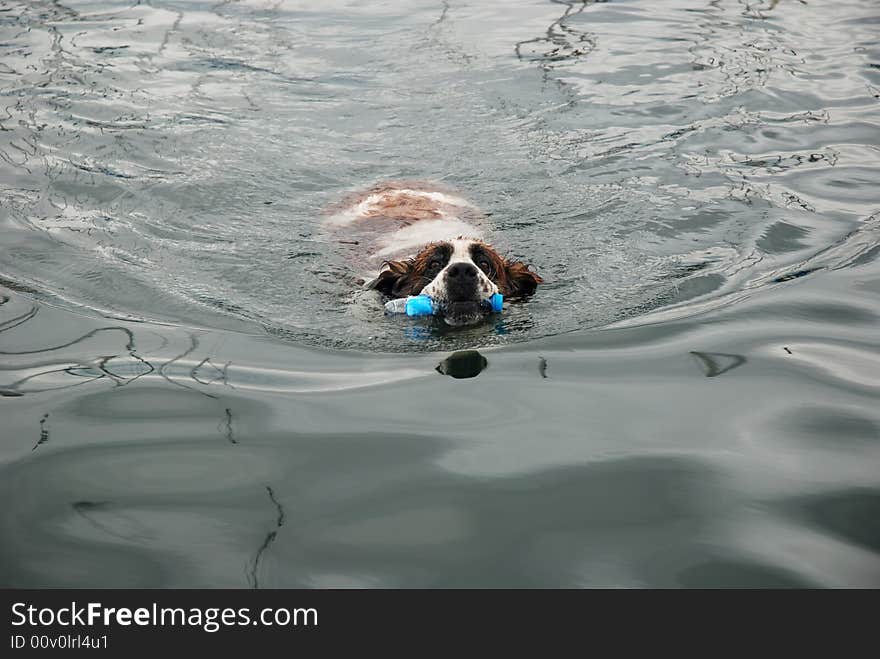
[368,260,417,297]
[501,260,543,298]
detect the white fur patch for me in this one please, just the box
[422,238,498,302]
[374,220,481,257]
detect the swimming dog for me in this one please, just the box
[325,181,542,325]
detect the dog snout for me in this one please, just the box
[446,262,478,281]
[444,261,481,302]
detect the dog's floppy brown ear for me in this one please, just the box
[368,259,417,297]
[501,260,543,298]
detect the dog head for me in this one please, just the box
[369,238,543,326]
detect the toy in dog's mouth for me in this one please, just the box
[384,293,503,326]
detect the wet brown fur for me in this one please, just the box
[371,239,543,299]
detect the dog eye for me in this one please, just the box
[427,259,442,272]
[477,258,493,273]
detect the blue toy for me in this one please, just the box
[385,293,503,317]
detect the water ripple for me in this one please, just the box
[1,0,879,587]
[0,0,877,350]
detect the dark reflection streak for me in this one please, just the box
[157,334,218,400]
[223,408,236,444]
[539,356,548,379]
[768,212,880,286]
[5,368,103,395]
[0,297,236,407]
[432,0,450,28]
[0,324,156,394]
[267,486,285,528]
[190,356,229,387]
[0,360,150,395]
[111,351,155,387]
[772,267,821,283]
[156,4,183,58]
[514,0,594,71]
[743,0,806,19]
[96,355,130,386]
[150,332,171,355]
[690,351,747,378]
[0,306,38,333]
[71,501,137,542]
[190,356,212,385]
[0,326,134,356]
[247,487,286,589]
[4,314,241,444]
[32,413,49,451]
[247,531,275,590]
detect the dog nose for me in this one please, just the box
[446,262,478,280]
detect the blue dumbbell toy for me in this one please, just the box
[384,293,503,316]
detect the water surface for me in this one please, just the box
[1,0,878,587]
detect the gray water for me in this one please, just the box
[1,0,878,587]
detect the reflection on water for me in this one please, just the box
[436,350,489,379]
[1,0,879,587]
[34,413,50,451]
[248,487,286,590]
[0,421,824,588]
[689,351,747,378]
[2,272,878,587]
[3,408,875,587]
